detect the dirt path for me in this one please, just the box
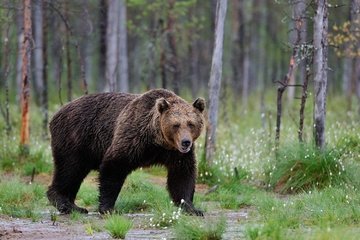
[0,214,109,240]
[0,207,250,240]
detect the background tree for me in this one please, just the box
[106,0,119,92]
[205,0,228,164]
[20,0,32,153]
[313,0,329,150]
[118,0,129,92]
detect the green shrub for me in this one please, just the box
[105,214,133,239]
[266,144,350,193]
[174,216,226,240]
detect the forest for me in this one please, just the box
[0,0,359,239]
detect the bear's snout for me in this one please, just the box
[179,138,192,153]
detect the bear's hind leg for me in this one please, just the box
[47,155,90,214]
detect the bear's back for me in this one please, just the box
[49,92,139,164]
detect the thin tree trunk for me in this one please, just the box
[167,0,179,94]
[287,0,307,102]
[33,0,44,106]
[20,0,32,153]
[275,2,304,148]
[65,2,72,101]
[2,7,11,136]
[313,0,328,150]
[298,57,311,142]
[160,19,167,89]
[106,0,119,92]
[350,0,360,113]
[230,0,241,97]
[117,0,129,92]
[98,0,107,91]
[188,6,199,98]
[205,0,228,164]
[241,1,251,110]
[42,0,48,139]
[16,9,24,101]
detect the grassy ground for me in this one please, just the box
[0,93,359,239]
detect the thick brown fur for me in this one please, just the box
[47,89,205,216]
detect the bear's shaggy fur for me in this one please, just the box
[47,89,205,216]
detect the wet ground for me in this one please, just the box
[0,208,251,239]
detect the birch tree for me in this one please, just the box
[313,0,328,149]
[106,0,119,92]
[205,0,228,164]
[33,0,44,105]
[117,0,129,92]
[20,0,32,152]
[33,0,48,138]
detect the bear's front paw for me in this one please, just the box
[182,204,204,216]
[189,207,204,217]
[98,205,114,215]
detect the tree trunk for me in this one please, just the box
[98,0,107,91]
[106,0,119,92]
[350,0,360,113]
[16,8,24,101]
[2,6,11,136]
[20,0,32,153]
[34,0,48,138]
[167,0,179,94]
[230,0,242,97]
[160,19,167,89]
[188,6,199,98]
[287,0,307,103]
[33,0,44,106]
[65,2,72,101]
[241,1,251,110]
[205,0,228,164]
[117,0,129,92]
[298,57,311,142]
[42,0,48,139]
[313,0,328,150]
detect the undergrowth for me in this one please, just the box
[104,214,133,239]
[174,215,226,240]
[0,176,47,220]
[265,144,352,193]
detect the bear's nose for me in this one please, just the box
[181,139,191,148]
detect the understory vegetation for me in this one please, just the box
[0,93,359,239]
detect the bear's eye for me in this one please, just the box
[188,122,195,129]
[173,124,180,129]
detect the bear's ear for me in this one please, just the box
[156,98,170,113]
[193,98,205,113]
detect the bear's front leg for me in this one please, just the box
[166,157,204,216]
[98,158,129,214]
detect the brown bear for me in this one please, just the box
[47,88,205,216]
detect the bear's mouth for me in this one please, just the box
[178,144,192,153]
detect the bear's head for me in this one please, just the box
[156,97,205,153]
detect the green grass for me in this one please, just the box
[104,214,133,239]
[0,175,47,220]
[265,144,352,193]
[0,137,52,175]
[245,186,360,239]
[114,171,171,214]
[174,216,227,240]
[77,183,99,207]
